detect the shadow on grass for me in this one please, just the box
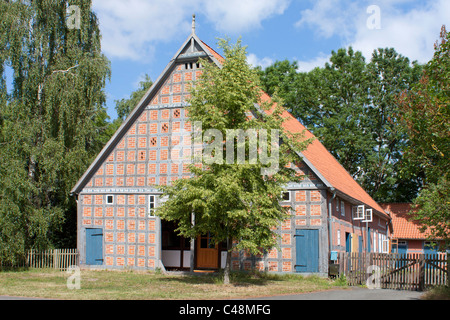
[160,270,309,287]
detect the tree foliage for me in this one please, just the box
[0,0,110,262]
[156,39,311,282]
[398,25,450,246]
[258,47,423,202]
[115,74,153,122]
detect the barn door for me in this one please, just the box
[86,228,103,265]
[295,229,319,273]
[196,233,219,269]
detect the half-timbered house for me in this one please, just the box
[71,18,391,275]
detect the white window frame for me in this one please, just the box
[381,236,389,253]
[362,208,373,223]
[281,191,290,202]
[106,195,114,205]
[148,195,156,218]
[352,205,365,220]
[373,232,377,252]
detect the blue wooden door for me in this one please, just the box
[345,233,352,253]
[86,228,103,265]
[295,229,319,273]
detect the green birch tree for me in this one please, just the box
[0,0,110,262]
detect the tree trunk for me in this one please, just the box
[223,237,232,285]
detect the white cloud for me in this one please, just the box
[92,0,191,60]
[295,0,450,64]
[295,0,360,40]
[247,53,274,69]
[202,0,291,33]
[92,0,290,61]
[352,0,450,63]
[295,54,330,72]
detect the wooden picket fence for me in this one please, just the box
[27,249,79,271]
[335,252,448,291]
[1,249,79,271]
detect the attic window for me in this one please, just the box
[185,62,193,70]
[106,195,114,205]
[196,62,201,68]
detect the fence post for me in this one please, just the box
[447,252,450,288]
[418,254,425,291]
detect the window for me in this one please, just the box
[336,198,339,211]
[337,230,341,246]
[382,241,389,253]
[106,195,114,205]
[341,200,345,217]
[352,205,365,220]
[362,208,373,222]
[282,191,290,202]
[148,195,156,217]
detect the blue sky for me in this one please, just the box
[91,0,450,120]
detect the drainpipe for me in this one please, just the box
[328,188,337,253]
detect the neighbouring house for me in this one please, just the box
[381,203,447,255]
[70,20,391,275]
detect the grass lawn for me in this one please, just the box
[0,268,348,300]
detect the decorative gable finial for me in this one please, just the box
[192,14,196,35]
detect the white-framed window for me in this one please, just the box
[352,205,365,220]
[341,200,345,217]
[148,195,156,217]
[381,235,389,253]
[337,230,341,246]
[106,195,114,205]
[373,232,377,252]
[362,208,373,222]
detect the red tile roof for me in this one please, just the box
[381,203,431,239]
[201,43,386,217]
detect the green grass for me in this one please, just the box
[0,268,347,300]
[421,286,450,300]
